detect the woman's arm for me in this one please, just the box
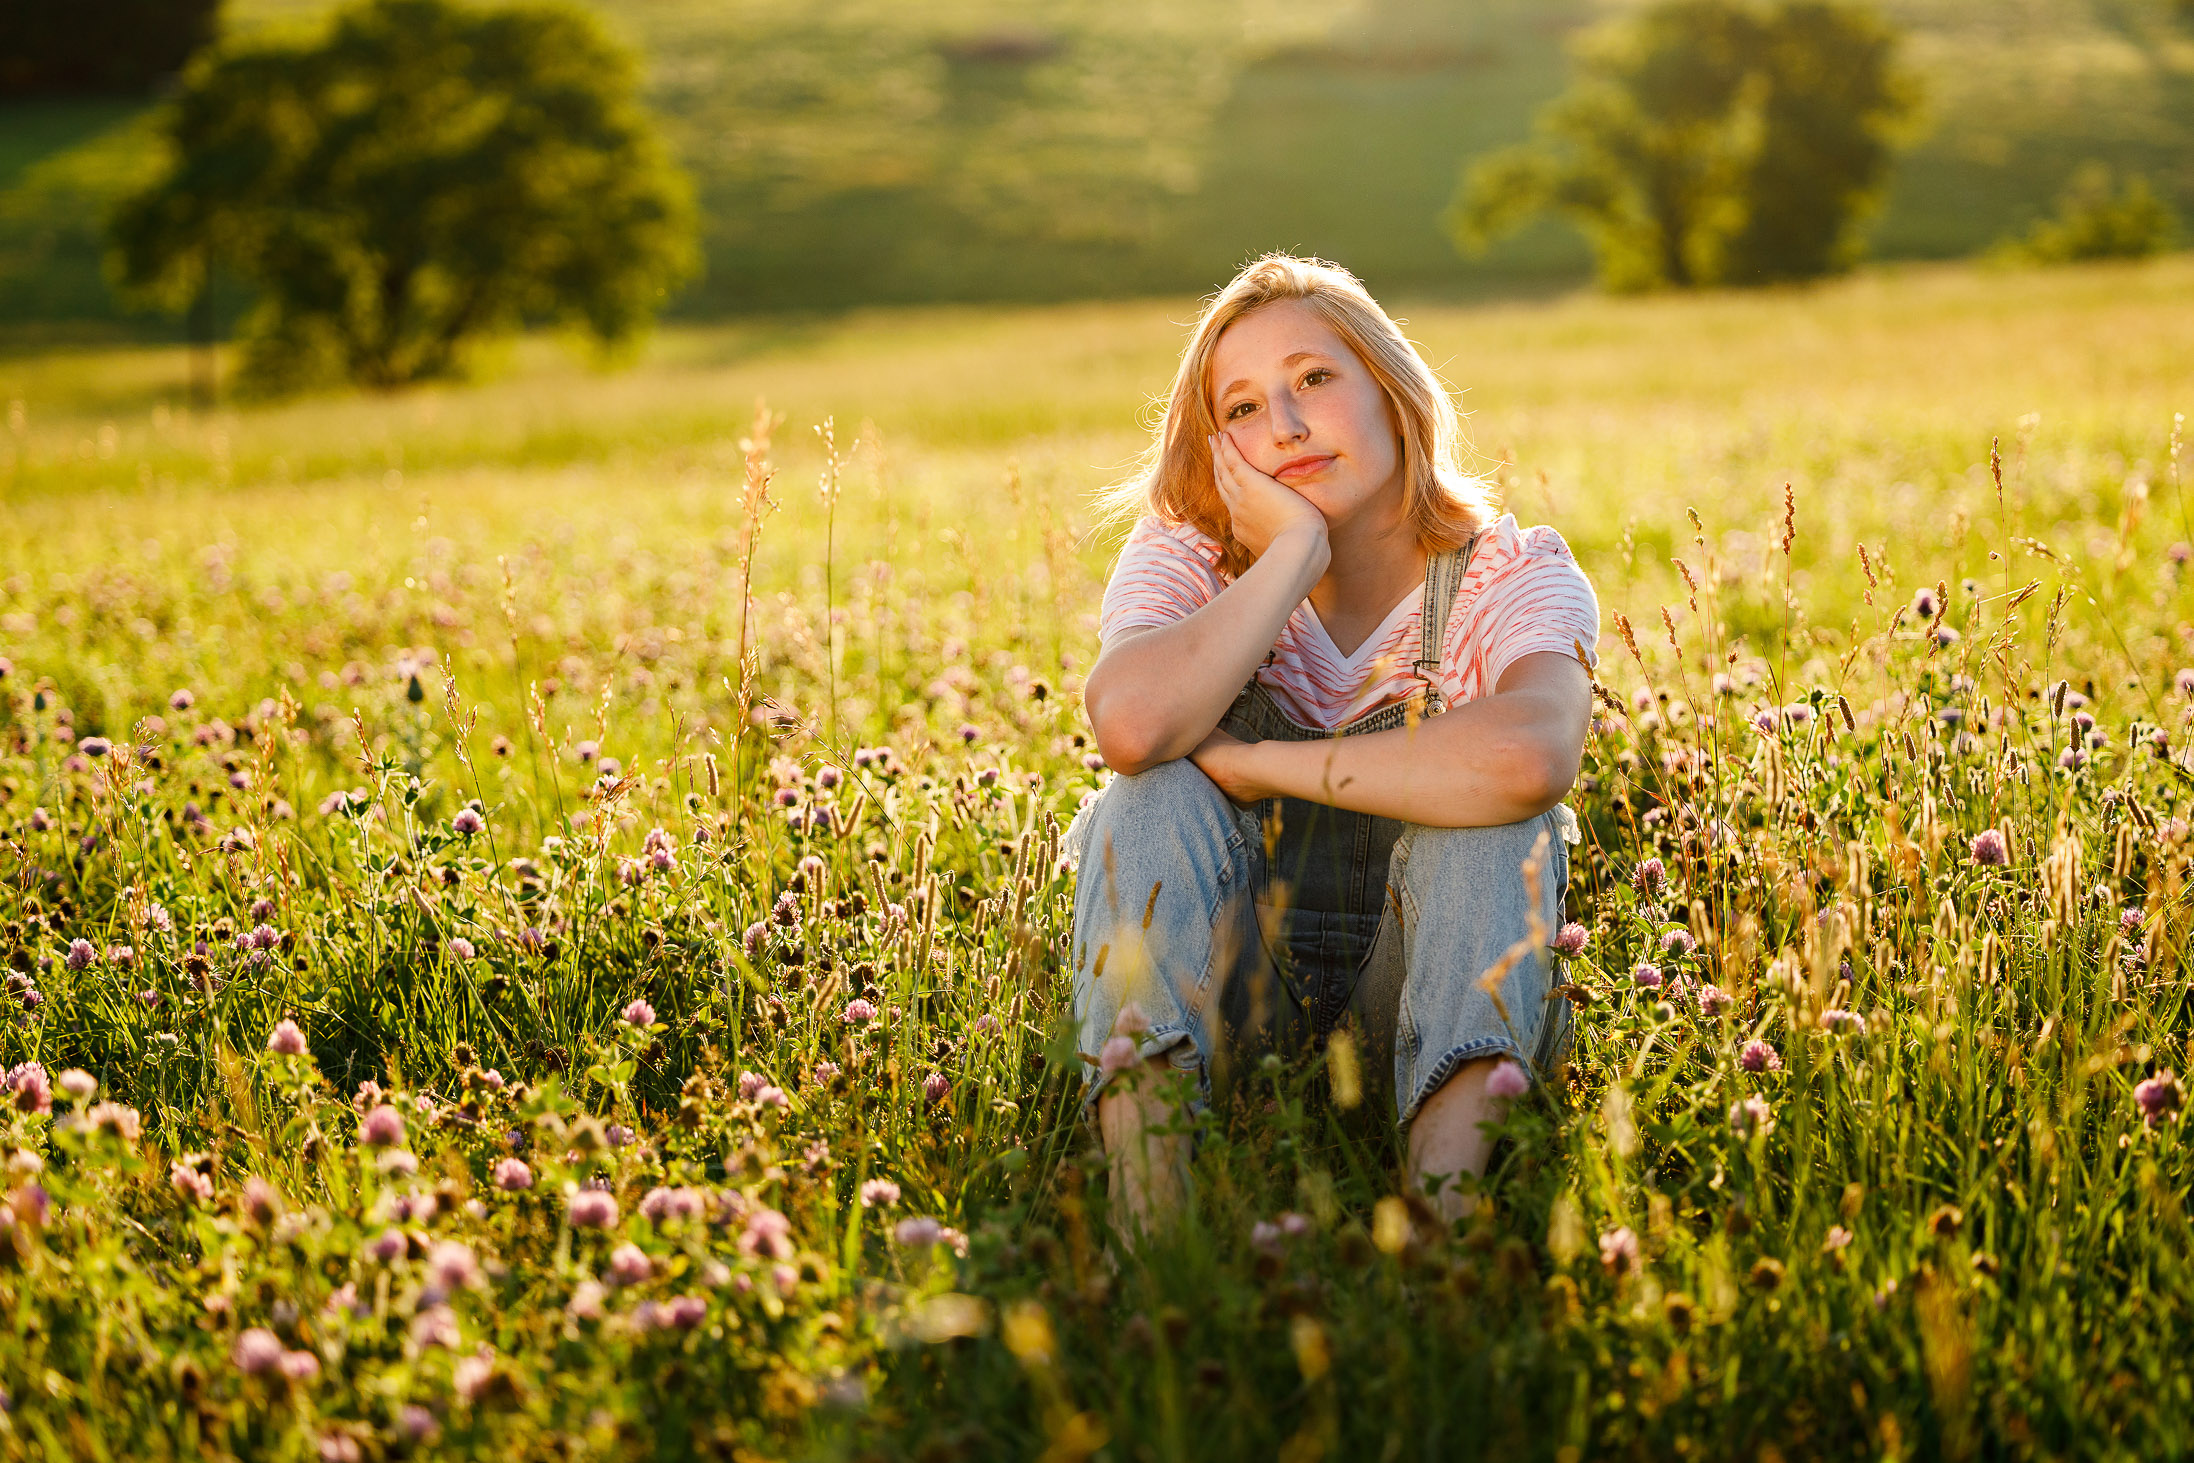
[1084,434,1331,776]
[1084,525,1327,775]
[1187,650,1592,826]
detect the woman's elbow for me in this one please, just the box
[1088,708,1164,778]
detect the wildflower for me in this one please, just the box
[1748,1257,1785,1291]
[1628,962,1663,991]
[621,998,656,1028]
[811,1059,843,1088]
[1551,922,1589,958]
[1631,858,1665,899]
[368,1229,408,1263]
[607,1243,653,1286]
[1728,1094,1774,1139]
[65,939,95,971]
[737,1071,767,1100]
[772,890,802,928]
[1927,1204,1962,1238]
[3,1063,48,1117]
[816,764,844,791]
[1660,928,1697,957]
[449,937,476,961]
[451,808,485,836]
[1114,1000,1152,1037]
[1912,587,1938,619]
[86,1102,140,1142]
[640,1186,704,1225]
[2135,1071,2183,1127]
[1823,1225,1854,1254]
[973,1013,998,1034]
[170,1161,215,1205]
[242,1176,283,1227]
[1969,829,2008,866]
[741,1207,794,1260]
[267,1019,309,1056]
[772,788,799,809]
[493,1158,533,1192]
[379,1148,419,1177]
[923,1071,951,1105]
[249,924,280,951]
[77,735,113,758]
[1752,708,1780,736]
[1932,625,1960,647]
[743,922,769,959]
[606,1123,634,1147]
[667,1294,708,1329]
[1598,1226,1640,1276]
[1819,1009,1864,1034]
[860,1178,901,1208]
[1484,1059,1530,1100]
[412,1305,461,1351]
[55,1068,95,1101]
[428,1241,482,1292]
[1098,1035,1139,1076]
[842,998,878,1025]
[361,1105,406,1147]
[894,1216,943,1250]
[1737,1040,1782,1074]
[569,1189,620,1228]
[232,1328,287,1376]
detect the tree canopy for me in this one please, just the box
[1449,0,1918,291]
[109,0,698,391]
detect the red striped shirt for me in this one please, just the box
[1099,513,1601,731]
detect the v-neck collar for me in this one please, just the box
[1301,585,1420,670]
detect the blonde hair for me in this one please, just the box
[1101,253,1497,579]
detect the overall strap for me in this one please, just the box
[1411,530,1483,712]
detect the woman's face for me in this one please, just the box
[1208,299,1405,535]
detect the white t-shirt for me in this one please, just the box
[1098,511,1602,732]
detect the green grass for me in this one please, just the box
[1,257,2192,1458]
[2,0,2192,331]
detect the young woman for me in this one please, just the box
[1066,253,1600,1235]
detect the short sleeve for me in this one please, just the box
[1099,518,1226,642]
[1445,519,1601,694]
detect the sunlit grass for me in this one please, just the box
[1,256,2191,1459]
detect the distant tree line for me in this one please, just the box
[0,0,221,98]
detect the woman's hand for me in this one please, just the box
[1211,431,1328,564]
[1188,726,1276,806]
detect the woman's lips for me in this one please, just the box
[1274,454,1334,481]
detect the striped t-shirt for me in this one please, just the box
[1099,512,1602,732]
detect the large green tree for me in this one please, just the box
[109,0,698,391]
[1449,0,1917,291]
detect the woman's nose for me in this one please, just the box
[1266,395,1308,444]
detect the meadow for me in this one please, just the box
[2,255,2194,1458]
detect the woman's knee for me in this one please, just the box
[1394,814,1567,914]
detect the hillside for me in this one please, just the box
[0,0,2189,332]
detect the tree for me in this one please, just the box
[1448,0,1918,291]
[0,0,220,99]
[109,0,698,392]
[2007,164,2179,265]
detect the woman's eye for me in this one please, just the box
[1301,368,1332,388]
[1225,401,1256,420]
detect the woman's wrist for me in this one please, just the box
[1261,522,1331,593]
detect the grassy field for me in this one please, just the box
[2,256,2194,1459]
[3,0,2193,330]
